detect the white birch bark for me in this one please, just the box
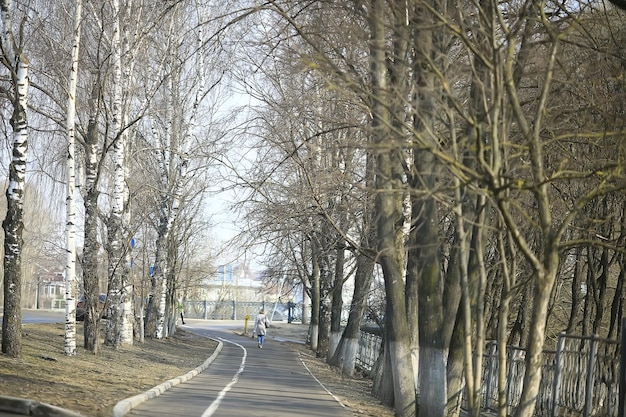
[1,53,28,358]
[118,2,138,346]
[84,0,149,348]
[0,0,28,358]
[105,0,132,347]
[154,3,206,339]
[64,0,82,357]
[153,73,174,340]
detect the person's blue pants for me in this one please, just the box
[257,334,265,345]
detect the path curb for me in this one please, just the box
[111,338,223,417]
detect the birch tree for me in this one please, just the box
[80,79,104,353]
[0,0,29,358]
[104,0,133,348]
[79,0,162,351]
[103,0,183,347]
[144,0,223,339]
[63,0,82,356]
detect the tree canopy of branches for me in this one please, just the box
[1,1,626,417]
[234,1,626,417]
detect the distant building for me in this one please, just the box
[36,271,65,309]
[201,263,265,302]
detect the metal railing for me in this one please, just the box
[353,330,620,417]
[183,301,350,323]
[356,331,382,374]
[468,333,620,417]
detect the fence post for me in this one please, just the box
[485,341,497,409]
[551,333,566,417]
[584,335,599,417]
[617,318,626,417]
[506,346,512,415]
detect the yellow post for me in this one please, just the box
[244,314,250,335]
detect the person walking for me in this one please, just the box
[177,297,186,325]
[254,309,270,348]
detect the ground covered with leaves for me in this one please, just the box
[0,321,393,417]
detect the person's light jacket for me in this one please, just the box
[255,314,270,335]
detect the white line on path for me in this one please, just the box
[298,354,347,410]
[201,337,247,417]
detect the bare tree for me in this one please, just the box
[104,0,134,348]
[63,0,82,356]
[142,1,230,339]
[1,0,30,358]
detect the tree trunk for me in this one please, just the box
[309,240,321,352]
[446,312,465,417]
[410,1,447,414]
[500,23,562,416]
[370,1,416,415]
[372,337,396,408]
[105,0,133,347]
[565,245,583,333]
[513,269,558,417]
[1,53,29,359]
[497,227,516,417]
[301,287,311,325]
[317,263,331,359]
[328,244,345,360]
[329,151,377,374]
[150,223,169,338]
[82,110,103,353]
[590,243,610,334]
[608,249,625,339]
[63,0,82,357]
[329,249,375,374]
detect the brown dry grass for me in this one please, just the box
[0,322,393,417]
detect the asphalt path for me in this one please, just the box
[0,311,351,416]
[123,322,352,417]
[1,308,66,323]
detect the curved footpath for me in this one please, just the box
[121,325,351,417]
[0,323,351,417]
[112,337,225,417]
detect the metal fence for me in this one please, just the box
[356,331,383,374]
[178,301,622,417]
[352,331,620,417]
[471,333,620,417]
[183,301,350,323]
[184,301,303,322]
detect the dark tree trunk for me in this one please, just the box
[411,3,447,413]
[317,238,333,358]
[446,312,465,417]
[82,117,102,353]
[372,336,396,408]
[2,56,29,358]
[83,206,101,352]
[608,259,624,340]
[328,244,345,360]
[2,183,23,357]
[310,239,321,352]
[329,152,377,374]
[370,0,416,414]
[329,250,375,373]
[566,245,583,333]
